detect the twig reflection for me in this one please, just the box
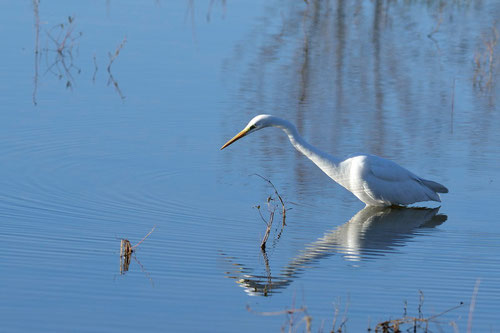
[473,26,499,92]
[92,54,98,83]
[44,16,82,90]
[31,3,127,104]
[107,37,127,100]
[32,0,40,105]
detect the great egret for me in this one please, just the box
[221,115,448,206]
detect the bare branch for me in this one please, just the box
[120,226,156,275]
[132,225,157,250]
[253,173,287,226]
[260,211,274,250]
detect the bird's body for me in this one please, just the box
[221,115,448,207]
[321,153,446,206]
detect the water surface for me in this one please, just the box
[1,1,499,332]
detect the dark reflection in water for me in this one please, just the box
[223,206,446,296]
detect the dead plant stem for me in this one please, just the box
[132,225,157,250]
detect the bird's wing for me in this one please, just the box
[364,155,419,182]
[360,155,440,205]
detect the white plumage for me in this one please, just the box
[221,115,448,206]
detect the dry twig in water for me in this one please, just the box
[132,225,157,250]
[331,297,349,333]
[120,225,156,274]
[374,291,463,333]
[119,239,132,274]
[255,202,274,250]
[254,174,287,226]
[253,174,289,250]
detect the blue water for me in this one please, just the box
[1,1,499,332]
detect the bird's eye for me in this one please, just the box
[249,125,257,130]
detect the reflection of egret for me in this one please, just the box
[223,206,446,296]
[221,115,448,206]
[291,206,446,264]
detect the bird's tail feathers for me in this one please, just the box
[421,179,449,193]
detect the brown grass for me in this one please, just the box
[247,290,471,333]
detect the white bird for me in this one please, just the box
[221,115,448,207]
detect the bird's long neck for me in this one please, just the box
[271,117,342,180]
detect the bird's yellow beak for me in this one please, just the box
[220,127,250,150]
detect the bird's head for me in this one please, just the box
[220,115,274,150]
